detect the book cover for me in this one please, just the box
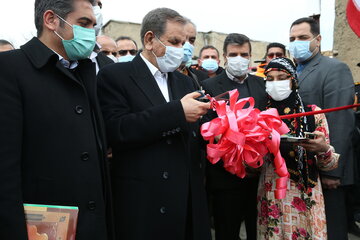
[24,204,78,240]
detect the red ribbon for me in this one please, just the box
[280,103,360,119]
[201,89,290,199]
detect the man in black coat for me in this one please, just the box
[0,0,113,239]
[97,7,211,240]
[202,33,267,240]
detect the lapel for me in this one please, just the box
[21,37,82,86]
[76,59,97,101]
[246,75,261,103]
[168,72,187,100]
[130,55,167,106]
[216,71,234,95]
[298,53,322,86]
[55,62,82,85]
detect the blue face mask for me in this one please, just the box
[201,59,219,73]
[118,54,135,63]
[182,41,194,64]
[54,14,96,61]
[289,36,318,62]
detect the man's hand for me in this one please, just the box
[321,176,341,189]
[181,91,211,122]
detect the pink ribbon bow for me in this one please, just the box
[201,89,290,199]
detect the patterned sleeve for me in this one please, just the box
[310,105,340,171]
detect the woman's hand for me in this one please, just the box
[298,131,330,153]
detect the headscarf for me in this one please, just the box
[264,57,318,194]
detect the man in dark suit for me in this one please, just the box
[0,0,114,239]
[97,8,211,240]
[177,19,208,90]
[202,33,267,240]
[289,17,355,240]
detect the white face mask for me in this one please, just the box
[107,54,118,63]
[93,6,103,36]
[152,36,184,73]
[226,56,250,77]
[265,80,292,101]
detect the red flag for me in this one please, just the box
[347,0,360,37]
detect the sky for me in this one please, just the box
[0,0,335,50]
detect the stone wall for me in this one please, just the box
[102,20,269,68]
[334,0,360,82]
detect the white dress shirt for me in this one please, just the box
[140,53,170,102]
[90,51,99,74]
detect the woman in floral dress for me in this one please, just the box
[257,58,339,240]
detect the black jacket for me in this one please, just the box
[97,54,211,240]
[96,51,115,69]
[202,71,267,189]
[0,38,114,240]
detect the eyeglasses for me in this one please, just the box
[101,51,117,57]
[118,49,137,56]
[267,52,284,59]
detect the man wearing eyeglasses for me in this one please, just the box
[115,36,138,62]
[255,42,286,78]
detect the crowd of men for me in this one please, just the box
[0,0,358,240]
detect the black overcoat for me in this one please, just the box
[97,54,211,240]
[0,38,113,240]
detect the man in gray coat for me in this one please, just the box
[289,17,355,240]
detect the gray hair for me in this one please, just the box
[184,17,196,30]
[34,0,95,37]
[140,8,186,45]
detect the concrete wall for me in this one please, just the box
[334,0,360,82]
[102,20,269,68]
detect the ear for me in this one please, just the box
[143,31,155,51]
[43,10,58,32]
[316,34,322,46]
[197,59,201,65]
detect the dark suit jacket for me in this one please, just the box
[96,51,115,69]
[298,53,355,185]
[0,37,114,240]
[97,55,211,240]
[202,71,267,189]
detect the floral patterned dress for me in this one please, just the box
[257,107,339,240]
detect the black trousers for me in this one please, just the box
[323,187,348,240]
[211,178,258,240]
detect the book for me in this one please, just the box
[24,204,78,240]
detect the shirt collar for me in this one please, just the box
[51,49,78,69]
[225,69,248,84]
[140,53,168,79]
[89,51,98,61]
